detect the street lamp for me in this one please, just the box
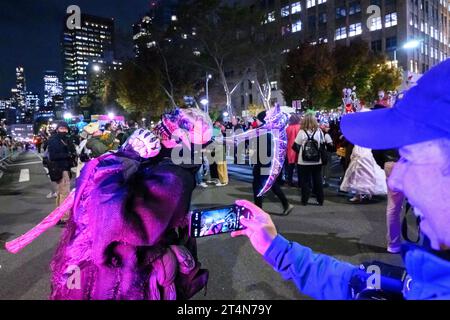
[205,74,212,114]
[403,40,421,49]
[108,112,115,120]
[393,39,423,67]
[200,98,209,106]
[93,64,101,73]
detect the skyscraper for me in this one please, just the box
[11,67,26,109]
[44,71,63,107]
[62,14,115,108]
[132,0,180,56]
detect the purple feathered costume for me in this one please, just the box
[50,150,208,300]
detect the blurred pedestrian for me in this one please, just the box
[252,111,293,215]
[285,114,301,187]
[294,113,325,206]
[47,121,76,224]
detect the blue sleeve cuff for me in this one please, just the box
[264,234,291,268]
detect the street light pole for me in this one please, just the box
[205,74,212,114]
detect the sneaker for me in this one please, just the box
[198,182,208,188]
[46,192,57,199]
[216,182,228,187]
[282,204,294,216]
[387,246,401,254]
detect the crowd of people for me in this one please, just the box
[5,59,450,301]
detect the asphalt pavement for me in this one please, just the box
[0,151,403,300]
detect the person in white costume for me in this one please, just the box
[340,107,387,202]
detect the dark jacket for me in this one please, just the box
[86,136,110,158]
[47,133,76,171]
[372,149,400,169]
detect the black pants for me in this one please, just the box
[209,162,218,180]
[286,163,301,187]
[253,166,289,209]
[298,165,324,205]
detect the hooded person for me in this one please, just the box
[231,59,450,300]
[250,110,293,215]
[47,121,76,223]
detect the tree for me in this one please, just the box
[178,0,262,115]
[280,43,335,109]
[331,40,402,106]
[369,62,403,102]
[280,40,403,109]
[79,69,120,116]
[115,61,166,119]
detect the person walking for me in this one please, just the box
[294,113,325,206]
[320,122,334,188]
[373,148,405,253]
[285,114,301,187]
[252,111,293,215]
[214,121,228,187]
[47,122,76,224]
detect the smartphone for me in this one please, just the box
[189,205,250,238]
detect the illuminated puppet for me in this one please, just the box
[219,104,289,197]
[6,123,209,300]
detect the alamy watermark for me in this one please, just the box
[366,5,381,30]
[66,5,81,30]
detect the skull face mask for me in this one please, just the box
[120,129,161,159]
[154,108,213,148]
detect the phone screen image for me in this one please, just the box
[190,205,248,238]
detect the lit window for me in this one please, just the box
[370,16,382,31]
[385,12,397,28]
[317,0,327,4]
[291,2,301,14]
[292,20,302,32]
[349,2,361,15]
[336,7,346,18]
[281,5,290,17]
[171,15,178,21]
[267,11,275,23]
[349,23,362,37]
[270,81,278,90]
[307,0,316,9]
[335,27,347,40]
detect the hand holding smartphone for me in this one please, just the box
[189,205,250,238]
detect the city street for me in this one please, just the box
[0,150,403,300]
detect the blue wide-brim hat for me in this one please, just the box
[341,59,450,150]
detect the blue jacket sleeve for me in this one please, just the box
[264,235,359,300]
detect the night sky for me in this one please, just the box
[0,0,152,98]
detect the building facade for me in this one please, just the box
[132,1,180,57]
[259,0,450,75]
[63,14,115,108]
[44,71,63,107]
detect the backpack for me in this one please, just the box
[302,130,321,162]
[49,153,208,300]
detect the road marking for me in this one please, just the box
[7,161,42,167]
[19,169,30,183]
